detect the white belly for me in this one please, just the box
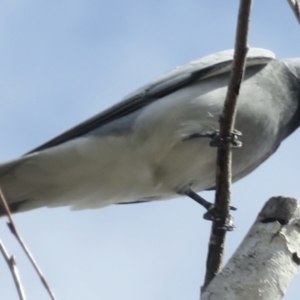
[0,73,280,212]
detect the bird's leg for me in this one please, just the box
[183,188,212,210]
[178,187,236,231]
[183,129,242,149]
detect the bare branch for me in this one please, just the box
[287,0,300,25]
[0,240,26,300]
[0,188,56,300]
[202,197,300,300]
[203,0,252,288]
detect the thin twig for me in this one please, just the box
[0,240,26,300]
[287,0,300,25]
[203,0,252,289]
[0,188,56,300]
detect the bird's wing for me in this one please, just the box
[27,48,275,154]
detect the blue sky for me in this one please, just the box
[1,1,300,299]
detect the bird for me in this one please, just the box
[0,48,300,217]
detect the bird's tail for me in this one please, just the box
[0,155,43,216]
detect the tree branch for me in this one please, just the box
[203,0,252,288]
[0,240,26,300]
[0,188,56,300]
[202,196,300,300]
[287,0,300,25]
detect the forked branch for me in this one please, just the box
[0,188,56,300]
[0,240,26,300]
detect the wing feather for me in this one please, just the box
[27,48,275,154]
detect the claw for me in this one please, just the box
[182,129,242,149]
[209,129,242,148]
[203,206,235,231]
[178,187,236,231]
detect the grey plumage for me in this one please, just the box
[0,48,300,215]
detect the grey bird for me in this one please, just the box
[0,48,299,216]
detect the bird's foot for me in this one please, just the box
[183,129,242,149]
[180,188,236,231]
[203,205,236,231]
[209,129,242,148]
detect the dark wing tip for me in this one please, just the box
[0,200,27,217]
